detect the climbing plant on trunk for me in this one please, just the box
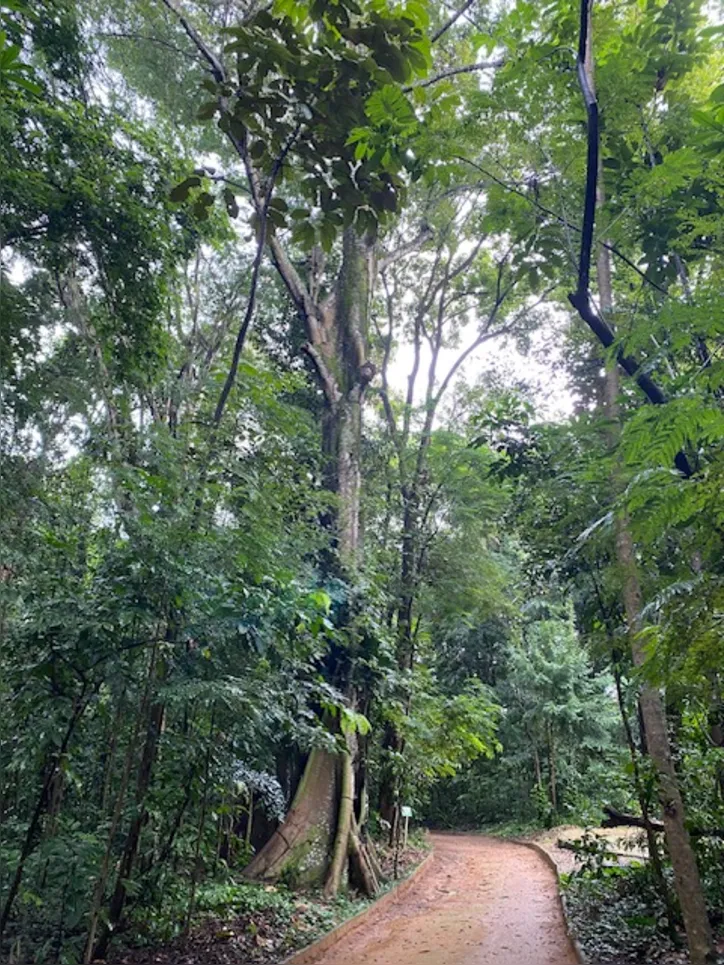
[567,3,715,962]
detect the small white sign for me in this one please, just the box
[400,805,413,818]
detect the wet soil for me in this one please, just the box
[304,832,579,965]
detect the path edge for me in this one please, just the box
[513,839,589,965]
[280,850,435,965]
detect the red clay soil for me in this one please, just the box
[305,833,579,965]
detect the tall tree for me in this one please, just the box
[371,192,547,824]
[141,0,437,892]
[571,4,715,961]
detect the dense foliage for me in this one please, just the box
[1,0,722,963]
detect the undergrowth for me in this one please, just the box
[107,837,430,965]
[561,833,724,965]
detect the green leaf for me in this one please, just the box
[291,219,315,249]
[318,217,337,253]
[223,187,239,218]
[340,707,371,737]
[197,100,219,120]
[267,206,287,228]
[170,175,202,202]
[11,74,41,95]
[374,44,411,83]
[365,85,416,130]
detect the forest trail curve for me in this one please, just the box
[301,833,579,965]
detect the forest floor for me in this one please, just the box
[109,828,723,965]
[525,825,724,965]
[108,841,428,965]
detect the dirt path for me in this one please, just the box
[304,833,579,965]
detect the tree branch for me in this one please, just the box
[377,273,402,453]
[212,127,301,426]
[160,0,318,343]
[431,0,477,43]
[302,342,340,405]
[98,31,199,60]
[377,224,433,273]
[455,156,670,297]
[567,0,692,478]
[405,59,504,92]
[159,0,226,80]
[602,806,724,840]
[433,268,524,406]
[574,0,599,299]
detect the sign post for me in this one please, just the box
[400,805,412,849]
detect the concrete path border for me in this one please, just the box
[281,851,435,965]
[514,838,588,965]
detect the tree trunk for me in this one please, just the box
[612,498,714,965]
[321,227,374,570]
[84,715,139,963]
[547,726,558,813]
[245,789,254,848]
[321,391,364,572]
[378,494,416,827]
[378,723,402,832]
[244,228,377,894]
[243,747,340,885]
[185,708,216,933]
[599,205,714,965]
[324,747,354,897]
[612,664,679,941]
[397,495,418,669]
[349,815,380,897]
[598,173,714,965]
[533,745,543,791]
[583,8,715,955]
[92,668,165,960]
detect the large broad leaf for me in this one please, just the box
[365,85,416,130]
[169,175,202,202]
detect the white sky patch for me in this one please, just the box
[385,307,576,423]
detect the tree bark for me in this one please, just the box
[600,161,715,965]
[611,666,679,940]
[547,725,558,813]
[324,747,354,897]
[349,815,380,896]
[243,747,340,886]
[710,714,724,804]
[612,499,714,964]
[92,654,165,960]
[184,708,216,933]
[602,806,724,840]
[83,713,140,963]
[533,745,543,791]
[245,229,378,894]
